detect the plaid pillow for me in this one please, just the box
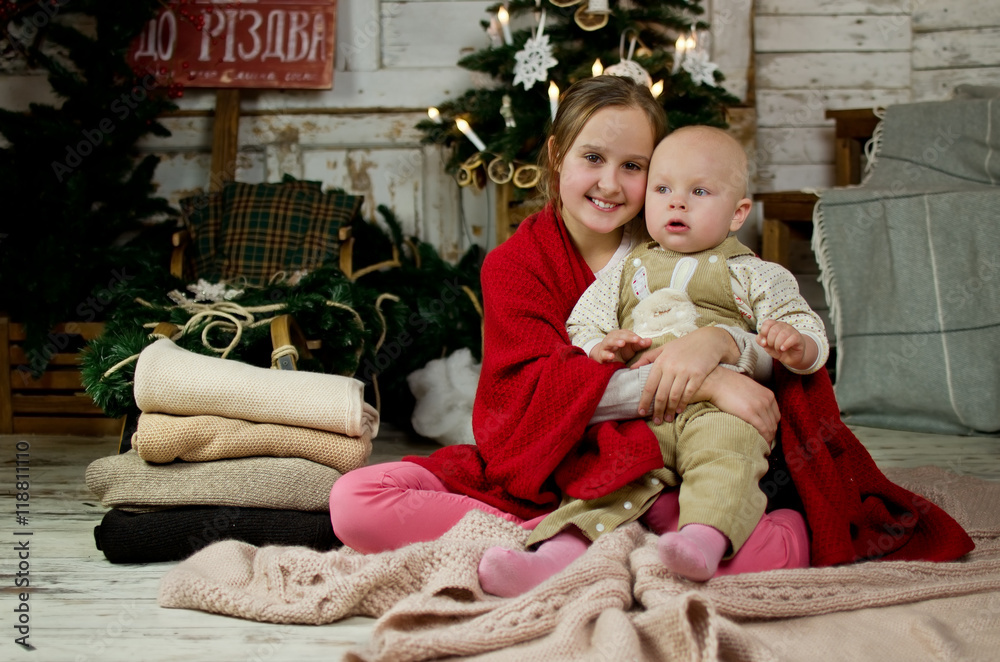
[218,181,360,285]
[292,188,362,272]
[181,178,325,283]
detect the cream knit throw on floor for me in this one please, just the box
[87,450,339,512]
[133,338,378,438]
[160,467,1000,661]
[132,412,372,473]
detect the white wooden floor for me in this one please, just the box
[2,424,998,662]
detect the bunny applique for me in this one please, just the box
[631,256,701,339]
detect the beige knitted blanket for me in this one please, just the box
[133,412,372,473]
[159,467,1000,661]
[134,338,379,438]
[87,450,339,512]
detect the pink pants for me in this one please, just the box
[330,461,810,574]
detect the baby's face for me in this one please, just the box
[644,128,750,254]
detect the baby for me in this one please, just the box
[535,125,829,581]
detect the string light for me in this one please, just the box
[497,6,513,45]
[455,118,487,151]
[672,34,688,74]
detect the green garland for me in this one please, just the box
[82,206,485,430]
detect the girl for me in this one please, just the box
[329,76,809,595]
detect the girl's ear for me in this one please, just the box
[729,197,753,232]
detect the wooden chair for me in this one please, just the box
[0,207,326,437]
[756,108,880,268]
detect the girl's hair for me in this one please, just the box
[537,75,668,202]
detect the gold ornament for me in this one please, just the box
[456,166,476,187]
[574,5,609,31]
[462,152,484,170]
[512,164,541,189]
[487,157,515,185]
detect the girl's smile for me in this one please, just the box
[554,105,655,247]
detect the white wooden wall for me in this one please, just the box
[0,0,753,261]
[755,0,1000,192]
[9,2,1000,252]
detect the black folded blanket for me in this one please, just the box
[94,506,338,563]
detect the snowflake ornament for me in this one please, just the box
[604,59,652,87]
[681,49,719,87]
[167,279,245,305]
[604,32,652,87]
[513,10,558,90]
[189,279,245,302]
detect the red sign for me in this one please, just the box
[130,0,337,90]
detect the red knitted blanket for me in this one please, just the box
[774,365,973,565]
[408,203,974,565]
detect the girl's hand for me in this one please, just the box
[698,368,780,442]
[590,330,652,364]
[632,327,736,423]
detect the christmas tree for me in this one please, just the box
[0,0,176,372]
[416,0,739,192]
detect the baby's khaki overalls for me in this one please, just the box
[528,237,771,555]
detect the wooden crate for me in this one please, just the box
[0,316,122,436]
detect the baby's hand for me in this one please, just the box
[758,320,807,368]
[590,330,651,364]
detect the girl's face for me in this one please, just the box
[553,106,655,244]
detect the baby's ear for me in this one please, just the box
[729,197,753,232]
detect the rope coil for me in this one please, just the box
[102,295,370,380]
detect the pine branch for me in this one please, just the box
[0,0,180,370]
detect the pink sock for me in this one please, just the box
[657,523,729,582]
[478,529,589,598]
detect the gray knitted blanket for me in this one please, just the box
[813,91,1000,434]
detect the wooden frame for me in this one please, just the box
[828,108,881,188]
[494,183,545,246]
[757,108,880,268]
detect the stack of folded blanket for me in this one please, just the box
[86,338,378,563]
